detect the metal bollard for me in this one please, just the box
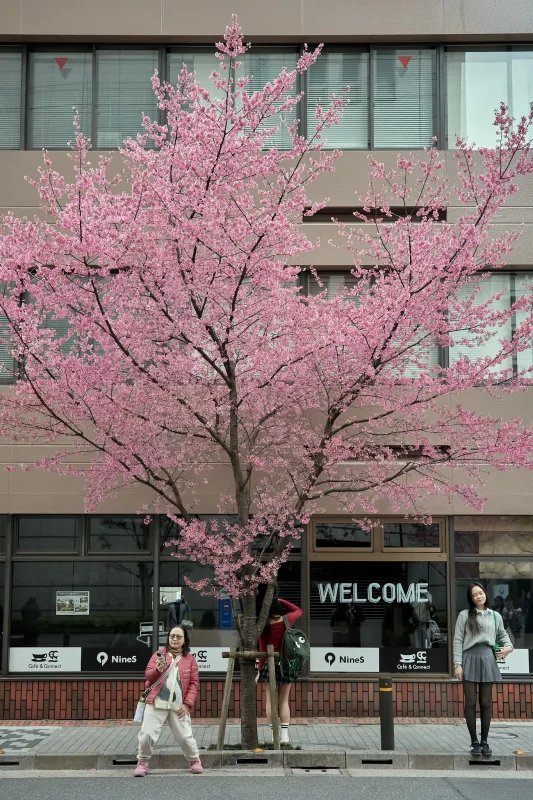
[379,675,395,750]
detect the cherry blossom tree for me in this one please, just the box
[0,17,533,745]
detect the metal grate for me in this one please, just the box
[292,768,342,774]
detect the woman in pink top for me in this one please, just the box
[134,625,203,777]
[256,597,302,743]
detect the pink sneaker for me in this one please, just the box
[134,760,149,777]
[189,758,204,774]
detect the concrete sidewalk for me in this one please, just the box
[1,719,533,771]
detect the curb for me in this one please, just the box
[0,749,530,771]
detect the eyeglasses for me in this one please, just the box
[169,634,184,640]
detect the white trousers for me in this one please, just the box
[137,704,199,762]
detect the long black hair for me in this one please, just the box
[165,624,191,655]
[466,582,491,636]
[263,598,283,639]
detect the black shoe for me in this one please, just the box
[470,741,482,755]
[480,741,492,755]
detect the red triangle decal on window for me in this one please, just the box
[55,57,69,70]
[398,56,412,68]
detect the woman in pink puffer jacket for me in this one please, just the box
[134,625,203,776]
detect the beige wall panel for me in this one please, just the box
[7,467,87,512]
[445,0,533,37]
[448,206,533,225]
[0,0,22,34]
[302,0,445,38]
[21,0,162,36]
[0,153,23,207]
[162,0,302,38]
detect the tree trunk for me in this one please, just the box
[239,593,259,749]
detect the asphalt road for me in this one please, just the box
[2,775,533,800]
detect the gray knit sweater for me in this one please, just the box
[453,608,513,666]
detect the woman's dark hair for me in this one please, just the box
[466,582,490,636]
[263,598,283,639]
[165,624,191,655]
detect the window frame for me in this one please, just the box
[310,516,447,559]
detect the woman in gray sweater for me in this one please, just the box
[453,582,513,755]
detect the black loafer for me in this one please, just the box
[470,741,482,755]
[480,741,492,755]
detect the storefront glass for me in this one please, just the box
[383,522,440,548]
[17,517,78,551]
[89,516,150,553]
[455,516,533,555]
[455,562,533,674]
[10,560,149,649]
[0,562,4,670]
[315,522,372,549]
[309,560,448,673]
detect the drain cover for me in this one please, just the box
[292,768,342,774]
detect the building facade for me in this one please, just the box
[0,0,533,719]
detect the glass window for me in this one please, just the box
[17,517,77,552]
[383,522,440,548]
[447,49,533,148]
[10,560,150,649]
[160,514,239,556]
[373,48,437,148]
[158,561,238,648]
[310,560,447,650]
[168,49,226,104]
[89,516,150,552]
[449,274,514,372]
[315,522,372,549]
[0,49,21,149]
[307,49,369,148]
[455,563,533,657]
[515,274,533,373]
[0,516,6,553]
[96,49,159,148]
[455,516,533,555]
[28,49,92,149]
[0,563,4,671]
[307,271,359,300]
[239,50,300,150]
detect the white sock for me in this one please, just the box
[280,724,290,742]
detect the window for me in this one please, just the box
[96,49,159,148]
[0,516,7,554]
[28,49,92,149]
[383,522,440,549]
[449,273,532,373]
[307,49,369,148]
[315,522,372,549]
[0,563,4,671]
[89,516,150,553]
[0,49,21,149]
[239,50,300,150]
[168,49,225,104]
[447,48,533,148]
[373,48,437,148]
[455,516,533,556]
[455,564,533,669]
[306,271,358,300]
[158,561,238,650]
[310,560,447,652]
[10,560,148,649]
[17,517,78,552]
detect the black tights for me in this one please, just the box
[463,680,493,743]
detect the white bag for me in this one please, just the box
[134,697,147,723]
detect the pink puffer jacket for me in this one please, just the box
[144,650,199,709]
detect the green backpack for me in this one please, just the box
[280,616,310,680]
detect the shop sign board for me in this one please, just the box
[190,647,228,672]
[9,647,82,672]
[81,648,151,672]
[498,648,530,675]
[379,647,448,674]
[310,647,380,673]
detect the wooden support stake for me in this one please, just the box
[267,644,280,750]
[217,646,236,751]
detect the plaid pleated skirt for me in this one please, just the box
[258,658,295,685]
